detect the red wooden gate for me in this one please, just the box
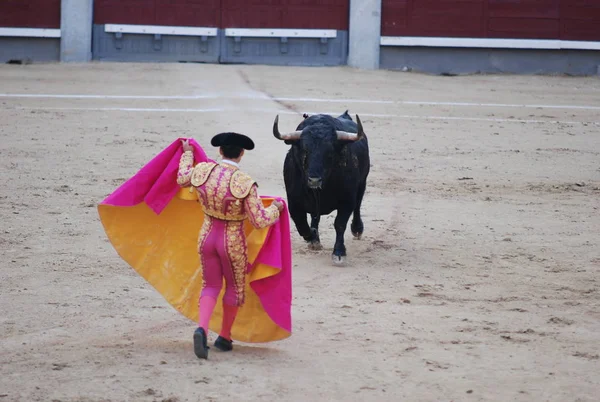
[221,0,348,30]
[487,0,560,39]
[562,0,600,40]
[0,0,60,28]
[94,0,221,27]
[382,0,600,41]
[94,0,348,30]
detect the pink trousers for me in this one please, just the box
[198,217,247,306]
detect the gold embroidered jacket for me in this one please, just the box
[177,150,280,228]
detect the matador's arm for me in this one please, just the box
[177,150,194,187]
[244,185,280,229]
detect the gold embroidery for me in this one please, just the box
[197,216,213,290]
[230,171,256,199]
[203,165,220,211]
[244,185,280,229]
[214,167,234,213]
[190,162,217,187]
[225,221,247,306]
[197,216,213,252]
[177,151,194,187]
[198,164,243,221]
[197,187,208,207]
[202,207,245,221]
[225,196,244,220]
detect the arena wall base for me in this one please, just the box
[380,46,600,76]
[91,25,220,63]
[0,37,60,63]
[219,30,348,66]
[91,25,347,66]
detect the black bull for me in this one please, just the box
[273,111,370,265]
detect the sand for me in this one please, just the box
[1,63,599,402]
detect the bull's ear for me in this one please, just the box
[339,110,352,120]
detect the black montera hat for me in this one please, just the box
[211,132,255,150]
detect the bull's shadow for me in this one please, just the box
[272,110,370,265]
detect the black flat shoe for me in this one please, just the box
[193,327,209,359]
[214,336,233,352]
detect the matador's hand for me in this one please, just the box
[181,138,194,152]
[272,200,284,212]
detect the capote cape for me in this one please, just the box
[97,138,292,342]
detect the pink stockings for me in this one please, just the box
[198,296,239,342]
[198,296,217,333]
[220,304,239,341]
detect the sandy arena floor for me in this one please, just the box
[1,63,599,402]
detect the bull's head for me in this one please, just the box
[273,113,365,189]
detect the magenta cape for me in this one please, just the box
[97,138,292,343]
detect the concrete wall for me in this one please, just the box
[92,27,347,66]
[92,25,220,63]
[219,32,348,66]
[347,0,381,70]
[380,47,600,76]
[0,38,60,63]
[60,0,93,62]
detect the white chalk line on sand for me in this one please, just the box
[15,106,226,113]
[0,93,392,104]
[1,93,599,110]
[7,106,393,116]
[5,106,597,126]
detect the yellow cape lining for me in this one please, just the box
[97,187,290,343]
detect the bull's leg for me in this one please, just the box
[351,181,367,239]
[289,204,317,244]
[309,214,322,250]
[332,207,353,265]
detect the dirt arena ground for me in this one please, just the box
[1,63,599,402]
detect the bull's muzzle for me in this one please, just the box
[308,177,322,189]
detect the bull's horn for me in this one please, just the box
[336,115,366,141]
[273,115,302,141]
[356,114,365,140]
[335,130,360,141]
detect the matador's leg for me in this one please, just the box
[194,218,222,359]
[199,219,224,303]
[220,222,247,307]
[213,222,247,350]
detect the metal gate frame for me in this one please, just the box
[92,1,349,65]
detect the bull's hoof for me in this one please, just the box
[351,220,364,240]
[331,254,347,266]
[352,231,362,240]
[308,241,323,251]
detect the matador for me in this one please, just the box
[177,132,283,360]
